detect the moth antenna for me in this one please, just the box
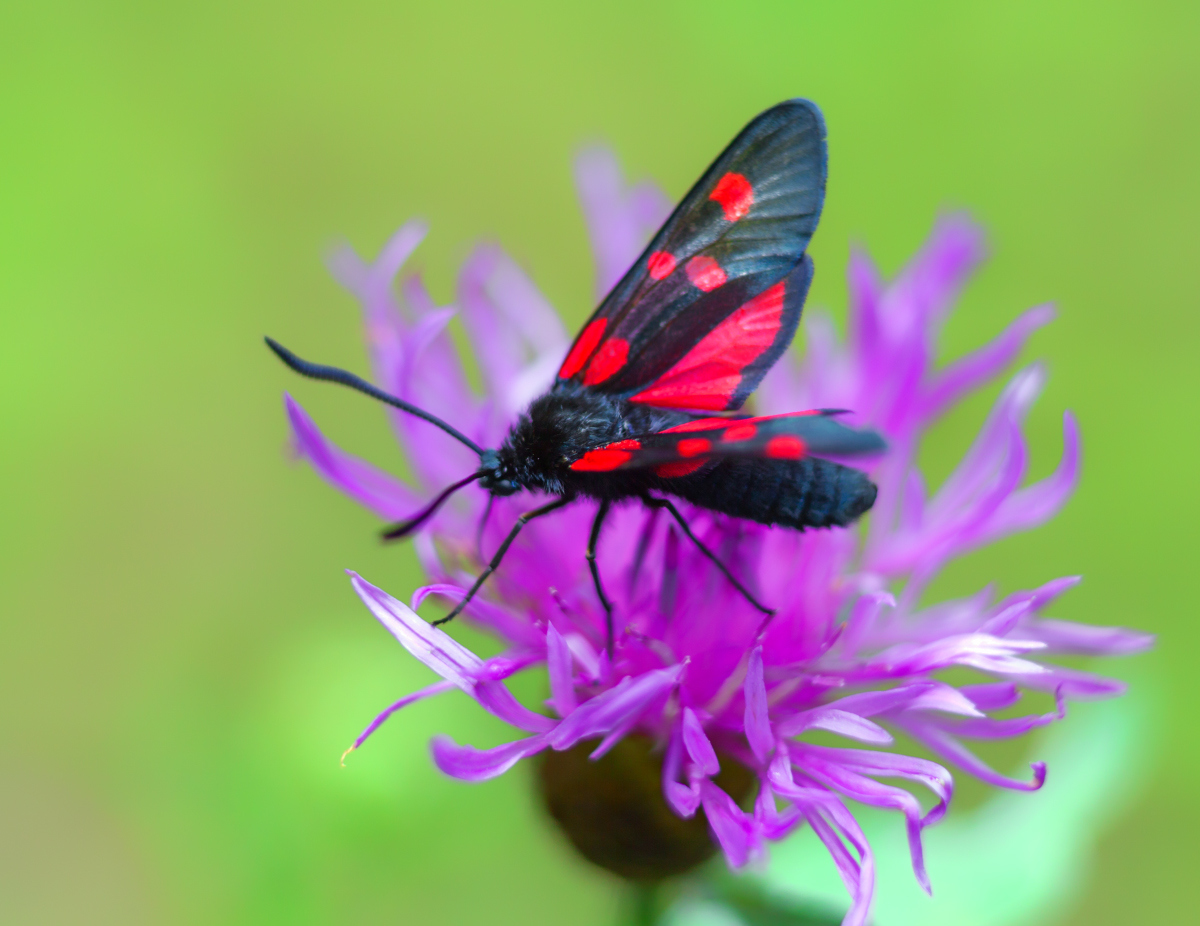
[381,471,485,541]
[265,337,485,456]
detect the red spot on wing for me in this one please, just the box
[559,318,606,379]
[765,435,806,460]
[722,422,757,442]
[685,256,727,292]
[677,437,712,457]
[709,172,754,222]
[570,437,642,471]
[582,338,630,386]
[647,251,676,280]
[629,280,787,410]
[655,460,706,478]
[661,417,729,433]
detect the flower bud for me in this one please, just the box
[536,735,754,882]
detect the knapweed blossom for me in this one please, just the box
[281,148,1151,924]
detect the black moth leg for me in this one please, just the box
[640,494,775,617]
[586,499,615,659]
[434,495,572,626]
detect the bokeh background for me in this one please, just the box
[2,1,1197,923]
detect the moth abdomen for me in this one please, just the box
[670,456,877,530]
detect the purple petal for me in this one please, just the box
[838,592,896,659]
[744,647,774,763]
[350,572,553,733]
[957,682,1021,711]
[665,780,701,817]
[897,682,986,717]
[1019,665,1130,700]
[993,574,1082,614]
[782,709,894,745]
[683,708,720,776]
[547,665,682,750]
[778,687,920,732]
[928,364,1045,518]
[285,395,420,520]
[932,687,1066,739]
[1018,618,1155,656]
[411,584,543,649]
[699,779,759,868]
[662,719,701,817]
[788,798,875,926]
[979,597,1038,636]
[431,733,549,782]
[784,683,980,730]
[755,783,804,841]
[972,411,1082,545]
[456,245,566,417]
[919,303,1055,423]
[546,623,577,717]
[326,220,428,307]
[347,680,455,754]
[574,146,671,298]
[474,680,557,734]
[797,746,954,816]
[896,717,1047,792]
[889,214,987,331]
[792,745,952,894]
[351,571,484,689]
[846,248,885,372]
[860,633,1047,678]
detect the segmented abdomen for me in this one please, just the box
[668,456,877,529]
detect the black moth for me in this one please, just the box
[267,99,884,654]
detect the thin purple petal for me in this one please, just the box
[919,303,1055,423]
[431,733,549,782]
[699,779,759,868]
[744,647,774,763]
[547,666,682,751]
[546,623,577,717]
[285,395,420,520]
[896,717,1048,792]
[682,708,721,776]
[347,680,455,754]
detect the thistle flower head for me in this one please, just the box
[282,147,1151,925]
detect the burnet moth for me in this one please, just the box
[267,99,885,654]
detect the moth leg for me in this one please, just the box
[586,498,615,659]
[640,494,774,617]
[434,495,572,626]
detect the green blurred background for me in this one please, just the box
[1,1,1196,923]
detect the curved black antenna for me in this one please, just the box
[381,471,485,541]
[265,337,485,456]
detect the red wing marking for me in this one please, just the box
[582,338,630,386]
[722,422,757,441]
[677,437,711,457]
[661,417,729,434]
[629,280,786,410]
[570,438,641,472]
[647,251,677,280]
[709,172,753,221]
[765,435,806,459]
[655,460,706,478]
[685,256,727,292]
[559,318,606,379]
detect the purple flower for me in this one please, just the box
[281,147,1151,925]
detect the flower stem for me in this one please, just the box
[628,882,659,926]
